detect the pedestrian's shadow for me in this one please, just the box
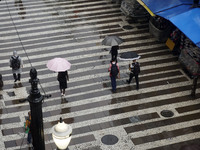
[13,82,23,88]
[61,97,68,104]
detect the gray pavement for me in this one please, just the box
[0,0,200,150]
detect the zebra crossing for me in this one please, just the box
[0,0,200,149]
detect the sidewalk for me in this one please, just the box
[0,0,200,150]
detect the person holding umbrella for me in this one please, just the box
[57,71,69,97]
[110,45,119,61]
[102,35,123,61]
[126,59,140,90]
[46,57,71,97]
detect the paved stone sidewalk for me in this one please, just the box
[0,0,200,150]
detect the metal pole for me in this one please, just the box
[27,68,45,150]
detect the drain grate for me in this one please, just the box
[160,110,174,118]
[101,134,119,145]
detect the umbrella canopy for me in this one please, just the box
[119,51,141,61]
[137,0,200,48]
[47,58,71,72]
[102,35,124,46]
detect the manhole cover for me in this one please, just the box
[160,110,174,118]
[123,25,134,30]
[101,134,119,145]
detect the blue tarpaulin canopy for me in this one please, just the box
[138,0,200,48]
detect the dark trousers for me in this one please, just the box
[13,73,21,81]
[110,76,116,91]
[128,73,139,89]
[27,132,32,144]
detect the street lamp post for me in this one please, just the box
[27,68,45,150]
[52,117,72,150]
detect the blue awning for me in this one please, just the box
[138,0,200,48]
[169,8,200,47]
[141,0,193,14]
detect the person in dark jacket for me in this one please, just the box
[57,71,69,97]
[126,60,140,90]
[110,45,119,61]
[108,59,120,92]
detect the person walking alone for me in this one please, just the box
[108,59,120,92]
[57,70,69,97]
[110,45,119,61]
[9,51,23,83]
[126,60,140,90]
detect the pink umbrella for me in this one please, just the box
[47,57,71,72]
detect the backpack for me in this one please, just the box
[11,56,20,70]
[24,117,31,133]
[131,62,140,75]
[111,63,119,77]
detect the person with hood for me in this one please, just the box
[9,51,23,83]
[57,70,69,97]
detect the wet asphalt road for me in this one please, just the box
[0,0,200,150]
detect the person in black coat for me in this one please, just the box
[110,45,119,61]
[57,71,69,97]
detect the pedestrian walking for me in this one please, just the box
[108,59,120,92]
[57,70,69,97]
[110,45,119,61]
[126,60,140,90]
[9,51,23,83]
[25,111,32,144]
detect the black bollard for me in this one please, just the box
[27,68,45,150]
